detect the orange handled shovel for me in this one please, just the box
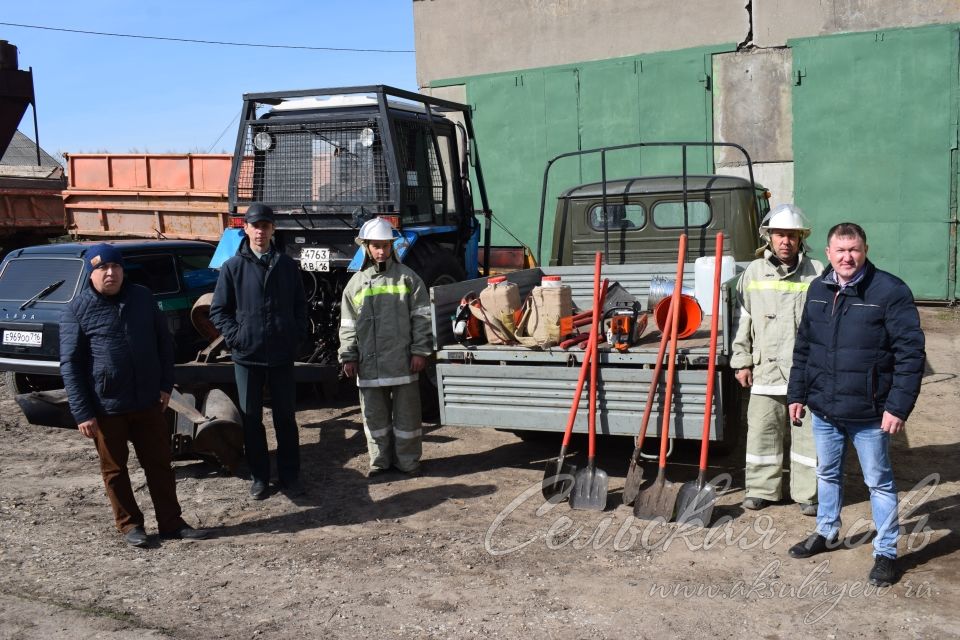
[622,301,673,506]
[675,232,724,526]
[541,254,605,502]
[633,234,687,521]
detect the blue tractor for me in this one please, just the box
[211,86,496,372]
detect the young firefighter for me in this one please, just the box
[338,218,433,477]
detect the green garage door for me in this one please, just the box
[437,44,727,260]
[792,25,960,300]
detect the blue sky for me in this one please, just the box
[3,1,417,158]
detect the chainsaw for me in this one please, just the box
[603,301,647,352]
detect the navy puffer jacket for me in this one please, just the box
[787,261,925,423]
[60,281,175,423]
[209,239,308,367]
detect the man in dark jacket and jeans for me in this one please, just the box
[787,222,925,587]
[60,243,207,547]
[210,203,308,500]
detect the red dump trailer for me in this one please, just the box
[0,174,66,250]
[63,153,232,242]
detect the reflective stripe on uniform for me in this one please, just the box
[790,450,817,468]
[394,428,422,440]
[341,318,356,328]
[357,373,418,388]
[365,426,390,439]
[751,383,788,396]
[352,284,412,307]
[412,305,431,317]
[745,452,782,465]
[746,280,811,293]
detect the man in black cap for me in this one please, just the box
[210,204,309,499]
[60,243,208,547]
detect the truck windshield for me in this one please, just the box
[0,257,84,304]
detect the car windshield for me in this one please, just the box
[0,257,84,304]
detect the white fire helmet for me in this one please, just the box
[759,203,811,240]
[355,217,397,245]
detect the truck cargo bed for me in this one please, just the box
[430,263,743,441]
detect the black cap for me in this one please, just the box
[244,203,275,224]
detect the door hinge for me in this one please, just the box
[794,68,807,86]
[698,73,712,91]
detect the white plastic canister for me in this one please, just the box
[541,275,562,288]
[694,255,735,314]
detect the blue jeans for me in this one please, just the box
[812,413,898,558]
[234,362,299,485]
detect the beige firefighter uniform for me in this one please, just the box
[338,258,433,473]
[731,248,823,503]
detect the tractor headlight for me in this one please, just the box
[359,127,376,148]
[253,132,273,152]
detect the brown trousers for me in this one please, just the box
[93,406,185,535]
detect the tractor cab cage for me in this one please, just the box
[536,141,759,264]
[228,85,491,240]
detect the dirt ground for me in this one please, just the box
[1,307,958,639]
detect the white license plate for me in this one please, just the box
[300,248,330,272]
[3,330,42,347]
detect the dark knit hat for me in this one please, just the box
[85,243,124,270]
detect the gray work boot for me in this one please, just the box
[743,497,772,511]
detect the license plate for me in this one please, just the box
[300,248,330,272]
[3,330,42,347]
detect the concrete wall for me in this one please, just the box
[713,48,793,166]
[412,0,748,86]
[753,0,960,47]
[414,0,960,87]
[413,1,959,242]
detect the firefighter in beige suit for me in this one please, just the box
[731,204,823,515]
[338,217,433,477]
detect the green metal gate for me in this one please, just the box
[435,44,727,256]
[792,25,960,300]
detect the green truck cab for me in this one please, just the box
[549,174,768,267]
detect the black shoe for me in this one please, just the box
[123,526,149,548]
[281,479,305,496]
[789,533,837,559]
[868,555,898,587]
[250,479,269,500]
[743,497,772,510]
[367,467,389,479]
[159,525,209,541]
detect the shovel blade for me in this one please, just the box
[622,454,644,506]
[541,460,578,503]
[632,474,681,521]
[674,481,717,527]
[569,466,609,511]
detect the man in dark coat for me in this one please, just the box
[60,243,207,547]
[209,204,308,499]
[787,222,925,587]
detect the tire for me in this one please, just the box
[4,371,63,395]
[713,378,749,458]
[403,239,467,289]
[403,240,466,420]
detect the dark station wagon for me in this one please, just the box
[0,240,219,396]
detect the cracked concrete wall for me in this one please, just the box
[413,0,749,87]
[753,0,960,47]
